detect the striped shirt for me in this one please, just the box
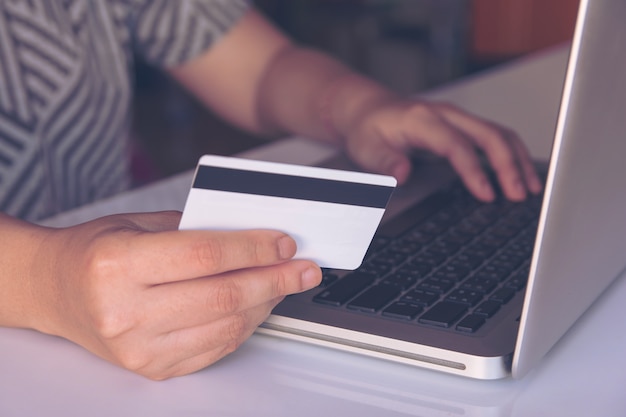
[0,0,250,221]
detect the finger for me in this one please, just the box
[150,341,250,380]
[125,229,299,285]
[475,134,528,202]
[400,112,496,201]
[168,298,275,364]
[142,260,321,333]
[443,143,496,202]
[435,105,540,199]
[150,346,233,380]
[484,130,543,200]
[509,134,543,194]
[346,136,412,184]
[135,300,278,379]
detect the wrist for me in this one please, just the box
[0,214,56,332]
[318,73,399,145]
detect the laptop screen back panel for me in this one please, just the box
[513,0,626,378]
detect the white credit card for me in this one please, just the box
[178,155,396,270]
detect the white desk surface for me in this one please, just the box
[2,45,626,417]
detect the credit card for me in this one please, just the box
[179,155,396,270]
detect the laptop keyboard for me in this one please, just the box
[312,180,543,334]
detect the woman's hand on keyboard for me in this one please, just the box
[339,98,544,202]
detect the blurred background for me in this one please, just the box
[131,0,579,186]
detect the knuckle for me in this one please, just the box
[82,241,118,280]
[91,309,129,340]
[477,124,517,149]
[271,269,291,296]
[214,280,243,314]
[484,129,510,147]
[226,313,248,342]
[115,348,151,372]
[192,238,225,273]
[145,373,169,381]
[222,340,241,357]
[81,247,135,340]
[252,237,271,263]
[433,101,457,113]
[246,231,284,264]
[443,140,472,161]
[407,102,439,121]
[490,145,518,168]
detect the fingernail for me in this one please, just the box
[387,157,410,182]
[278,235,297,259]
[513,178,527,199]
[530,177,543,194]
[301,267,322,290]
[480,178,495,201]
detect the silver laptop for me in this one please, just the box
[258,0,626,379]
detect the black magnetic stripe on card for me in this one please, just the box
[193,165,394,209]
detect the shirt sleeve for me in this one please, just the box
[130,0,251,67]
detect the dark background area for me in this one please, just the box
[130,0,578,186]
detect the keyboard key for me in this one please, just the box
[368,236,390,253]
[396,263,433,279]
[447,253,484,270]
[403,230,435,245]
[347,285,402,313]
[456,314,486,333]
[432,264,471,282]
[443,230,474,245]
[490,287,516,304]
[419,302,467,328]
[474,300,501,318]
[383,302,423,320]
[490,224,522,239]
[398,263,432,277]
[446,289,483,306]
[412,250,447,267]
[474,265,512,281]
[402,289,439,306]
[381,272,420,289]
[505,275,527,291]
[462,277,498,293]
[476,234,509,249]
[474,205,507,222]
[371,249,408,266]
[357,261,393,276]
[491,252,525,268]
[419,220,448,236]
[509,205,537,222]
[418,278,454,294]
[431,210,462,227]
[313,272,376,306]
[462,243,497,259]
[430,239,461,256]
[319,272,339,288]
[389,240,422,255]
[506,242,533,257]
[456,218,488,234]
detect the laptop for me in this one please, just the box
[257,0,626,379]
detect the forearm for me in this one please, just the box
[255,46,399,146]
[168,9,398,146]
[0,213,52,330]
